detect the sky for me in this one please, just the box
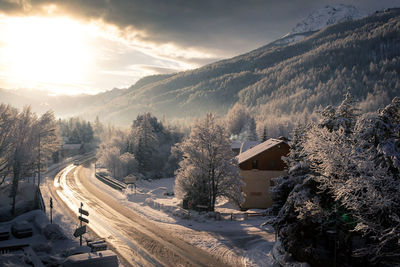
[0,0,398,95]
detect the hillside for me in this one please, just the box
[84,8,400,125]
[1,8,399,127]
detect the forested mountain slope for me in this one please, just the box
[1,9,399,127]
[86,9,400,125]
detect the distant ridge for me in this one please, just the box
[1,8,399,126]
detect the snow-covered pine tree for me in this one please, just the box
[270,93,400,266]
[270,123,311,215]
[175,113,243,211]
[132,113,159,175]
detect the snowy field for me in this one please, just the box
[88,166,278,267]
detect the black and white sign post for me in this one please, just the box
[74,202,89,246]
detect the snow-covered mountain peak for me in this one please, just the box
[290,4,367,34]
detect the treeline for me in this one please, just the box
[0,104,60,214]
[96,105,268,180]
[58,117,96,144]
[96,113,183,180]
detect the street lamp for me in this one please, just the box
[38,129,55,187]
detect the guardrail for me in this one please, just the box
[36,188,46,213]
[95,174,126,191]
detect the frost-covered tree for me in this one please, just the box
[96,128,138,180]
[175,113,243,211]
[225,103,258,141]
[0,107,60,214]
[270,123,311,215]
[270,94,400,266]
[0,104,18,184]
[131,112,183,178]
[320,90,359,133]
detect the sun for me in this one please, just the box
[0,16,94,93]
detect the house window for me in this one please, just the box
[252,160,258,169]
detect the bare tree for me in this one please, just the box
[6,107,60,214]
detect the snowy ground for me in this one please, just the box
[0,155,107,266]
[90,166,278,267]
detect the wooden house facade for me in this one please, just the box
[237,138,289,209]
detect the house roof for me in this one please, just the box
[231,141,242,150]
[62,143,81,150]
[237,138,285,164]
[240,141,260,153]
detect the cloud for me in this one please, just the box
[1,0,399,59]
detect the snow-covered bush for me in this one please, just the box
[271,94,400,266]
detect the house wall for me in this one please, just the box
[240,170,286,209]
[239,142,290,209]
[238,143,289,171]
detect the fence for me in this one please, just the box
[95,174,127,191]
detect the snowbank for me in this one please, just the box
[0,182,40,222]
[0,210,81,267]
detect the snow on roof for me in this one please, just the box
[240,141,261,154]
[237,138,285,164]
[231,141,242,150]
[62,144,81,150]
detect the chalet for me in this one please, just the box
[237,138,289,209]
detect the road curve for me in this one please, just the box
[53,162,230,267]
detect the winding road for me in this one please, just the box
[47,159,229,267]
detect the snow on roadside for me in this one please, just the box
[85,165,276,266]
[0,210,85,266]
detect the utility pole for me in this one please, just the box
[80,202,83,246]
[50,197,53,223]
[38,129,55,187]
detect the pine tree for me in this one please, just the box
[270,96,400,266]
[132,113,158,175]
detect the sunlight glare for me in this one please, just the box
[1,16,94,92]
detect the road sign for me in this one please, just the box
[79,208,89,216]
[78,216,89,224]
[73,225,87,237]
[124,174,137,184]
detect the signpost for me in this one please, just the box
[73,225,87,238]
[76,202,89,246]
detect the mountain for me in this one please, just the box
[290,4,366,35]
[84,8,399,125]
[1,8,399,127]
[274,4,367,47]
